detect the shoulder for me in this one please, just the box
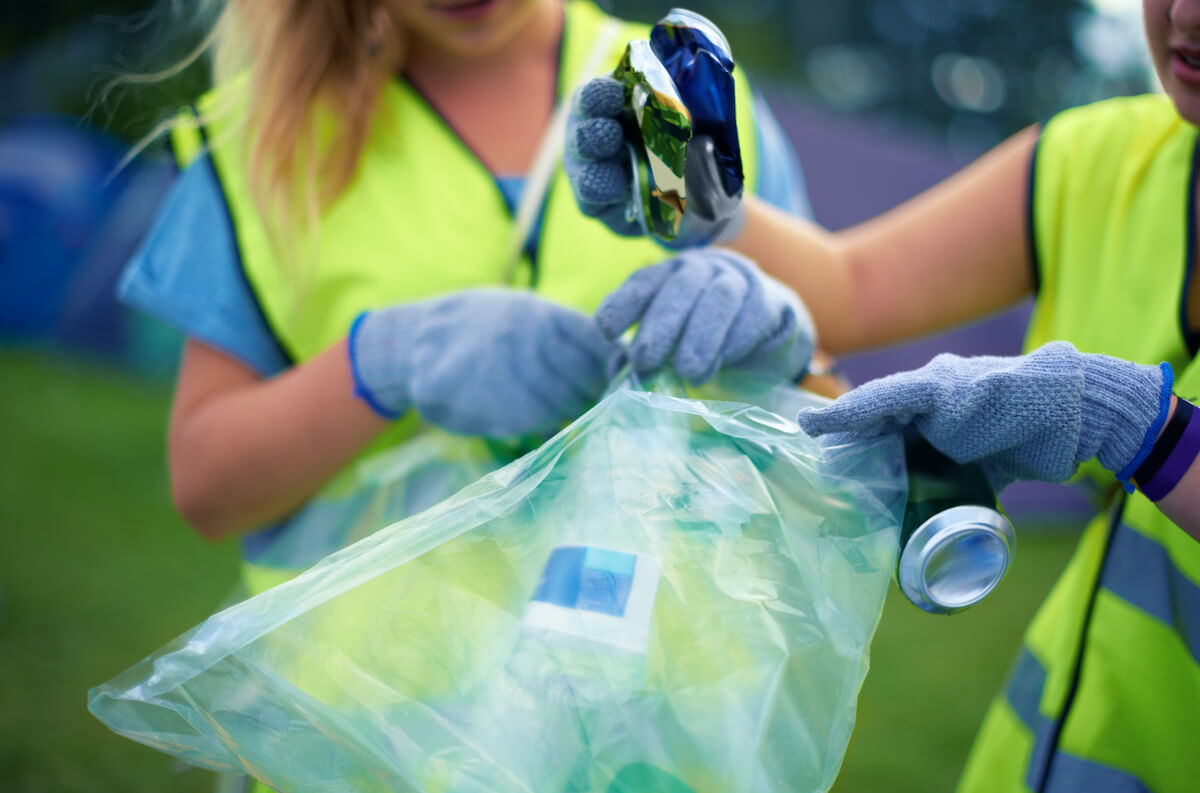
[1046,93,1180,132]
[1040,94,1189,165]
[136,154,232,255]
[117,154,290,376]
[118,154,232,310]
[166,75,255,173]
[1032,93,1193,233]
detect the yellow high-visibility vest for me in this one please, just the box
[958,93,1200,793]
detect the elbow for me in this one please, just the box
[169,432,242,541]
[169,414,252,541]
[168,432,290,541]
[170,470,238,542]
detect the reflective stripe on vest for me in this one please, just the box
[959,95,1200,793]
[997,513,1200,792]
[1005,649,1150,793]
[1101,518,1200,665]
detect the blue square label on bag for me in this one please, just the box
[578,547,636,617]
[532,545,637,617]
[525,544,662,653]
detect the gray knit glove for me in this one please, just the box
[596,248,814,385]
[349,290,617,438]
[564,77,745,248]
[564,77,642,238]
[796,341,1171,491]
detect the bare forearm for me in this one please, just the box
[729,127,1039,354]
[169,339,388,539]
[729,198,862,352]
[1157,461,1200,542]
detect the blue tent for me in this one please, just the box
[0,115,175,371]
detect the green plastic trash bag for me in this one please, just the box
[89,375,906,793]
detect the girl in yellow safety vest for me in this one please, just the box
[566,1,1200,791]
[120,0,819,581]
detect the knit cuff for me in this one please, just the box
[1082,356,1171,490]
[1117,362,1175,491]
[347,308,417,420]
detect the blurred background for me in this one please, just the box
[0,1,1151,791]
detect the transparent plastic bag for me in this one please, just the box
[90,375,906,793]
[246,430,521,572]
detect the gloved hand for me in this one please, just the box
[596,248,815,385]
[349,289,618,437]
[796,341,1172,492]
[564,77,744,248]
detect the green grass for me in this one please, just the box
[833,532,1075,793]
[0,350,1079,793]
[0,350,240,793]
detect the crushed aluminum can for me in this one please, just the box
[897,438,1016,614]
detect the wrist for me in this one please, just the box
[1134,396,1200,500]
[1084,358,1173,490]
[1154,394,1180,443]
[347,308,417,420]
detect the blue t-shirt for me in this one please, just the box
[118,91,812,378]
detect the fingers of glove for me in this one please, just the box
[412,335,573,437]
[408,342,517,435]
[422,386,557,437]
[628,261,715,371]
[522,350,594,426]
[673,268,748,383]
[711,255,776,361]
[595,260,678,340]
[797,401,908,439]
[737,303,796,363]
[570,116,625,161]
[574,159,630,208]
[795,376,938,437]
[606,347,630,381]
[506,322,605,429]
[979,461,1018,493]
[543,310,619,401]
[784,291,818,363]
[722,265,816,378]
[576,77,625,119]
[554,306,619,363]
[721,305,778,368]
[731,310,811,384]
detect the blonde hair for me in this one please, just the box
[128,0,402,231]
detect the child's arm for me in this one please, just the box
[564,78,1038,356]
[729,126,1040,355]
[168,289,620,541]
[1157,463,1200,542]
[796,346,1200,542]
[168,338,387,541]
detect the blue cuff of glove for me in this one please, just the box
[1115,361,1175,492]
[348,311,404,421]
